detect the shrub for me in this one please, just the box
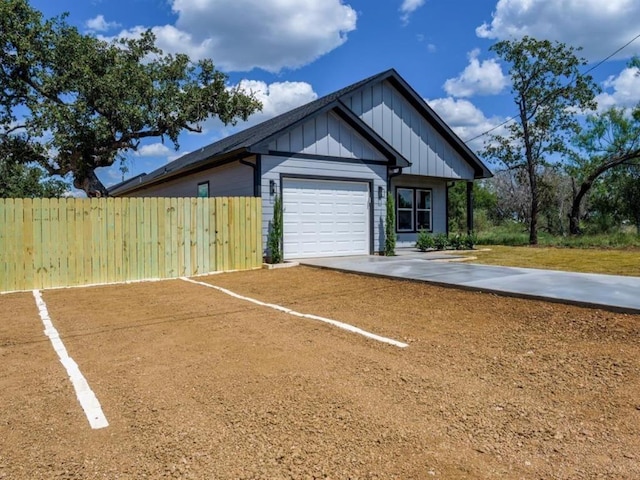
[449,233,463,250]
[415,229,435,251]
[384,192,396,256]
[266,194,283,263]
[463,232,477,250]
[433,233,449,250]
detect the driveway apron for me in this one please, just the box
[300,253,640,314]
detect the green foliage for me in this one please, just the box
[266,194,283,264]
[567,106,640,234]
[463,232,477,250]
[0,158,67,198]
[485,36,599,245]
[384,192,396,256]
[0,135,67,197]
[448,233,463,250]
[447,181,498,233]
[476,223,640,248]
[0,0,261,196]
[475,223,535,246]
[416,230,476,251]
[415,229,434,251]
[433,233,448,250]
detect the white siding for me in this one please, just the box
[344,80,475,180]
[261,155,387,255]
[390,174,448,248]
[268,111,386,161]
[121,159,255,197]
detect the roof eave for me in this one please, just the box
[110,147,250,196]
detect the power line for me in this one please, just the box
[462,33,640,144]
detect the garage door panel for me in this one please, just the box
[283,178,370,259]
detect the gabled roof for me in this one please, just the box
[110,69,491,195]
[380,71,492,179]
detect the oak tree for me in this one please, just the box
[567,107,640,234]
[1,0,261,197]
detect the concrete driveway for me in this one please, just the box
[300,250,640,314]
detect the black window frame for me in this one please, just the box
[197,181,210,198]
[395,187,433,233]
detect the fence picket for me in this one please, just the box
[0,197,262,292]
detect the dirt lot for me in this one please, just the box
[1,266,639,479]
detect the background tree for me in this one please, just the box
[0,0,261,197]
[485,36,599,244]
[0,135,67,197]
[616,165,640,233]
[567,106,640,234]
[447,181,497,232]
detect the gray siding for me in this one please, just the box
[261,155,387,255]
[390,174,448,248]
[268,111,386,161]
[121,159,255,197]
[344,80,475,180]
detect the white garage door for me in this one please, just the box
[283,178,370,259]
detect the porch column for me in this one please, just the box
[466,181,474,234]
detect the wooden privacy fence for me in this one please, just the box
[0,197,262,293]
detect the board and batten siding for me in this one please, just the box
[390,175,448,248]
[343,79,475,180]
[268,111,386,162]
[121,159,255,197]
[261,155,387,255]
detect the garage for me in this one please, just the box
[282,178,370,259]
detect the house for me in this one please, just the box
[110,69,492,259]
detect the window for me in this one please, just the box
[396,188,414,232]
[396,187,432,233]
[197,181,209,198]
[416,189,432,231]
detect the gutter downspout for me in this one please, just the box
[239,157,260,197]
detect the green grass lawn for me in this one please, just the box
[464,245,640,276]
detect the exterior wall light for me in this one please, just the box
[378,185,385,199]
[269,179,276,196]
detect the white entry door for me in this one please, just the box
[282,178,370,259]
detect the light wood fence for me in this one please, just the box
[0,197,262,293]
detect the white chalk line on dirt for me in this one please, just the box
[180,277,408,349]
[32,290,109,430]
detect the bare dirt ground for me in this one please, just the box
[1,266,639,479]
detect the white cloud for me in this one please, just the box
[112,0,357,73]
[241,80,318,121]
[202,79,318,134]
[427,97,507,152]
[86,15,120,32]
[476,0,640,61]
[400,0,425,25]
[135,143,172,157]
[595,66,640,110]
[443,49,508,98]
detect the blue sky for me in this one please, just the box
[29,0,640,189]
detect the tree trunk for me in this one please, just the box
[529,191,538,245]
[527,157,539,245]
[73,169,109,197]
[568,181,591,235]
[569,153,640,235]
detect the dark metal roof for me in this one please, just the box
[110,68,491,195]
